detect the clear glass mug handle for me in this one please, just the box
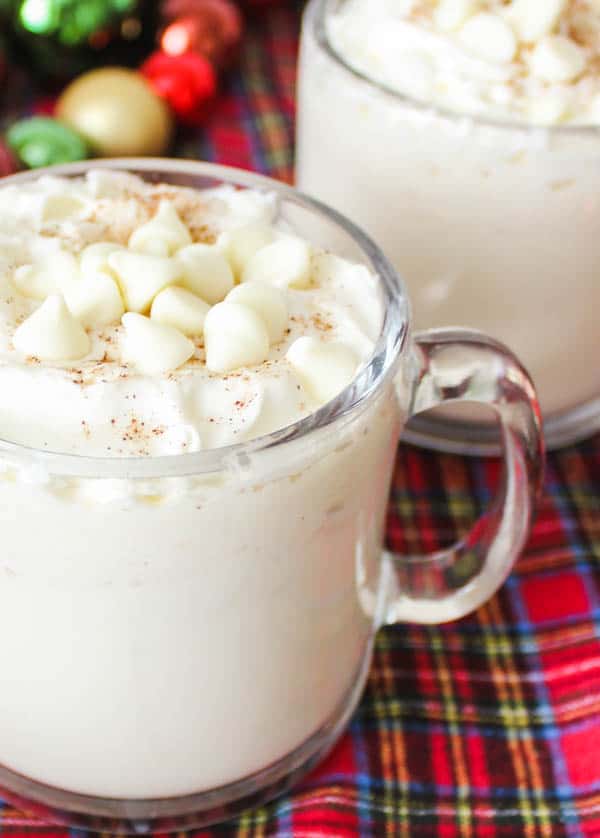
[382,328,545,625]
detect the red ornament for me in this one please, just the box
[160,0,243,70]
[0,140,19,177]
[141,51,217,124]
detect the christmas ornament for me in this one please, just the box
[1,0,156,79]
[1,0,249,167]
[56,67,174,156]
[160,0,242,70]
[6,117,89,168]
[141,51,217,124]
[0,140,18,177]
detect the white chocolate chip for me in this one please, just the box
[226,281,288,344]
[13,295,90,361]
[204,302,270,373]
[507,0,567,44]
[42,194,86,222]
[128,200,192,257]
[121,312,194,375]
[80,242,125,277]
[458,13,517,63]
[529,35,586,83]
[64,272,125,329]
[286,336,359,405]
[241,237,312,290]
[12,250,80,300]
[150,286,210,337]
[434,0,481,32]
[224,222,274,278]
[108,251,181,314]
[176,244,235,304]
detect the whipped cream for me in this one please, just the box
[0,171,383,456]
[327,0,600,124]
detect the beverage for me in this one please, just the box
[297,0,600,449]
[0,160,542,830]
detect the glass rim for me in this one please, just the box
[309,0,600,136]
[0,158,409,479]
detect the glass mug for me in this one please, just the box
[0,160,543,832]
[296,0,600,453]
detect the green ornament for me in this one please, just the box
[6,116,89,168]
[0,0,156,81]
[17,0,136,45]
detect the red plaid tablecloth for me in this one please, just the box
[1,3,600,836]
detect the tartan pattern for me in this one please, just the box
[1,3,600,835]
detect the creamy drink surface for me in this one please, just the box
[0,171,399,798]
[296,0,600,420]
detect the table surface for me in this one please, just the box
[1,3,600,836]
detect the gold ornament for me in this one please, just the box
[56,68,174,158]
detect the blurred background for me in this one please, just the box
[0,0,303,181]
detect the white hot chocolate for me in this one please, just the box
[0,170,399,799]
[0,170,383,455]
[297,0,600,425]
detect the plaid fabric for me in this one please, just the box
[1,3,600,836]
